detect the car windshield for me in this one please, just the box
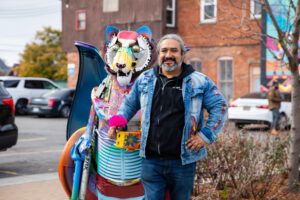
[240,92,267,99]
[42,89,70,98]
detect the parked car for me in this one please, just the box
[0,81,18,151]
[228,92,291,129]
[0,76,61,115]
[27,89,75,118]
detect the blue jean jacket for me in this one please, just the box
[118,68,228,165]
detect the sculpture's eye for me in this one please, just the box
[112,44,119,52]
[132,45,140,53]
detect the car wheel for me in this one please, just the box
[16,99,28,115]
[235,123,244,129]
[60,106,70,118]
[278,113,288,131]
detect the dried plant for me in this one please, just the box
[192,122,289,200]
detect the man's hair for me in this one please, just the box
[273,81,279,86]
[157,34,185,55]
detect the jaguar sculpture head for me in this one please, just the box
[104,26,157,86]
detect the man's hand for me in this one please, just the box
[185,134,206,152]
[108,127,117,139]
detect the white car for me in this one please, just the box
[0,76,61,114]
[228,92,291,130]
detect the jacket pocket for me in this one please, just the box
[189,88,204,114]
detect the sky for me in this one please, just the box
[0,0,61,67]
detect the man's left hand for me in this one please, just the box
[185,134,206,152]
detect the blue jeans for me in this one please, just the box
[141,158,196,200]
[271,108,280,130]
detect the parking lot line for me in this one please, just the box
[18,137,47,142]
[0,149,63,157]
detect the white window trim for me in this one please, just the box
[200,0,217,24]
[250,0,262,19]
[217,57,233,100]
[166,0,176,27]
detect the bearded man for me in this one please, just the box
[108,34,228,200]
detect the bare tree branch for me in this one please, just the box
[290,0,300,72]
[262,0,294,66]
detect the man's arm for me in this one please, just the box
[200,77,228,144]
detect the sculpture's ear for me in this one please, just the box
[136,26,152,41]
[106,26,120,44]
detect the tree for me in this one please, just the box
[212,0,300,190]
[18,27,67,81]
[261,0,300,190]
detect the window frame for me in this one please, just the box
[217,57,233,101]
[250,0,262,19]
[166,0,176,27]
[200,0,217,24]
[76,10,87,31]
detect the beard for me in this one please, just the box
[159,57,183,72]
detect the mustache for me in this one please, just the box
[162,57,176,63]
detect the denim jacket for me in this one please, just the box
[118,68,228,165]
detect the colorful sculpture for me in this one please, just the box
[58,26,157,200]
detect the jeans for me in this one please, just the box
[141,158,196,200]
[271,108,280,130]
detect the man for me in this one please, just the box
[108,34,228,199]
[267,81,282,135]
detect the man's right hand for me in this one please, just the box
[108,127,117,139]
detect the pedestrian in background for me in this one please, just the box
[267,81,282,135]
[108,34,228,199]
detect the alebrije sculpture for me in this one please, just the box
[58,26,157,200]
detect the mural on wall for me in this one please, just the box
[261,0,300,93]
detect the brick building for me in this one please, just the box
[61,0,262,101]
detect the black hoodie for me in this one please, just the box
[146,63,195,160]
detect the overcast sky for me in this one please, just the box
[0,0,61,67]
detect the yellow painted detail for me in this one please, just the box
[112,49,134,71]
[115,131,127,148]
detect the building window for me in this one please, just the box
[189,58,202,72]
[218,58,233,101]
[200,0,217,23]
[103,0,119,12]
[76,10,86,31]
[166,0,176,27]
[250,0,262,19]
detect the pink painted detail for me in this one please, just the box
[117,31,139,41]
[212,87,220,97]
[212,119,222,130]
[109,115,127,127]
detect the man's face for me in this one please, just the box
[158,38,183,72]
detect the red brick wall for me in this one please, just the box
[185,44,260,99]
[178,0,261,99]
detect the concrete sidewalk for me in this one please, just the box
[0,173,68,200]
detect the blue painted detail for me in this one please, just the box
[136,26,152,40]
[106,26,120,44]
